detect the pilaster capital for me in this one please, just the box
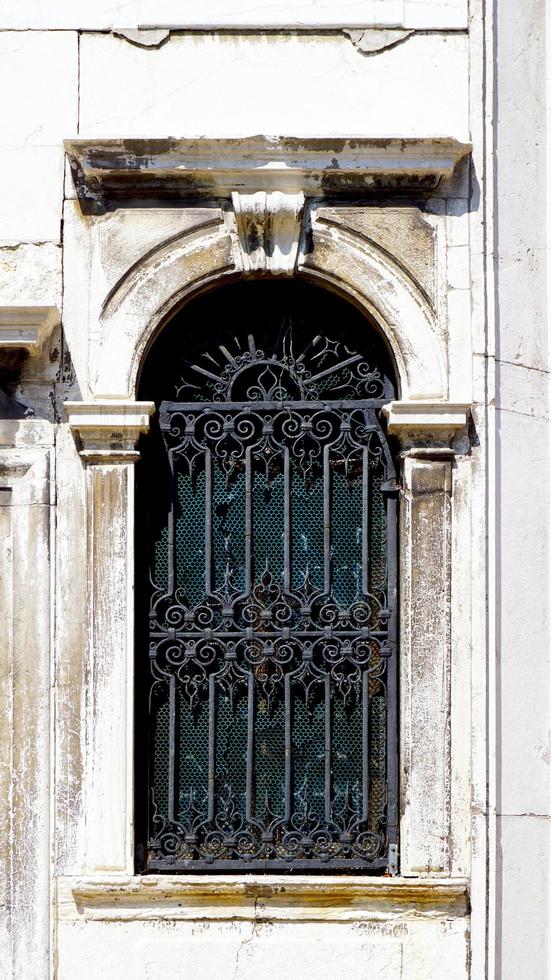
[0,306,60,354]
[65,400,155,464]
[381,400,470,448]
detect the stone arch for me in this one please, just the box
[92,210,446,401]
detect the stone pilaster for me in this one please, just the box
[0,421,53,979]
[382,400,469,875]
[66,401,154,872]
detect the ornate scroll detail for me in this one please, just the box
[174,325,391,404]
[145,396,397,871]
[232,191,304,276]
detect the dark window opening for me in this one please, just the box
[136,279,398,873]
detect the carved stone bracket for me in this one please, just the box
[231,191,304,275]
[0,306,60,354]
[65,401,155,463]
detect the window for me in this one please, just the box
[136,280,398,872]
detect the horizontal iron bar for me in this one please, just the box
[149,629,390,641]
[146,857,388,873]
[160,399,388,415]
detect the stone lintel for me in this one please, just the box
[65,136,472,210]
[0,306,60,354]
[61,875,469,922]
[382,400,470,444]
[65,400,155,463]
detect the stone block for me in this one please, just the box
[0,0,139,29]
[402,919,469,980]
[56,913,470,980]
[140,922,404,980]
[78,32,469,141]
[91,207,221,311]
[446,198,470,247]
[447,244,470,290]
[61,201,93,398]
[0,32,77,145]
[498,360,550,421]
[493,0,547,370]
[0,147,63,243]
[446,287,472,402]
[497,814,551,980]
[403,0,467,29]
[139,0,468,30]
[497,406,550,816]
[0,243,61,307]
[318,206,437,305]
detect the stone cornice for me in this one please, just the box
[382,400,470,444]
[60,875,469,922]
[0,306,60,354]
[65,136,471,210]
[65,401,156,463]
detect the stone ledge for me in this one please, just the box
[59,875,469,922]
[0,306,60,354]
[65,136,471,210]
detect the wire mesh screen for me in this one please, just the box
[139,285,398,872]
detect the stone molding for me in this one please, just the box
[65,136,471,210]
[60,875,469,922]
[382,400,470,442]
[0,306,60,354]
[65,401,156,463]
[91,215,446,401]
[232,190,304,275]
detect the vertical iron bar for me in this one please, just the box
[323,444,331,593]
[168,675,176,822]
[284,447,291,592]
[324,675,331,821]
[204,449,212,594]
[208,673,216,822]
[284,673,292,822]
[362,445,369,595]
[246,671,254,822]
[167,448,176,594]
[362,669,370,822]
[385,491,399,852]
[245,447,252,594]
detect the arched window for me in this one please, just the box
[136,280,398,873]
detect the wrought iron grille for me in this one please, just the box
[140,289,398,873]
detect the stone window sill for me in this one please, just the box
[59,875,469,922]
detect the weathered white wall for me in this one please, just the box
[0,0,468,30]
[492,1,551,975]
[77,32,468,139]
[0,2,548,978]
[56,917,469,980]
